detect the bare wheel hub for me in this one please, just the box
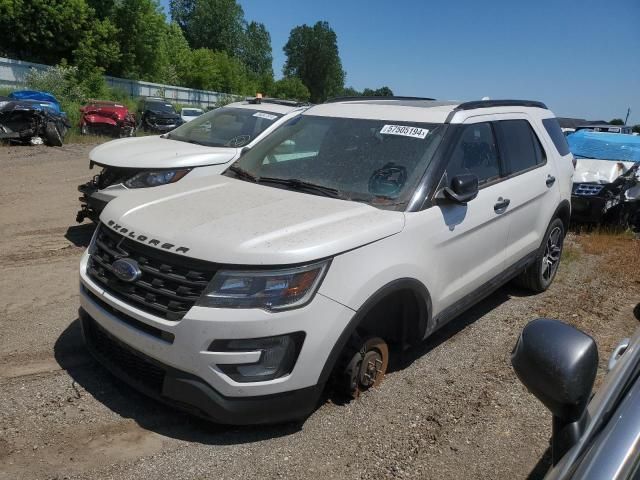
[358,350,384,388]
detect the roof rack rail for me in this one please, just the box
[325,96,436,103]
[455,99,547,110]
[246,97,310,107]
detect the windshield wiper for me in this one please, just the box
[227,165,257,182]
[257,176,341,198]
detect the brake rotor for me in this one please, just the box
[345,337,389,398]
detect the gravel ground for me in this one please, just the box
[0,143,638,480]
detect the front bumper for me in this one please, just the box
[79,309,323,424]
[76,182,122,223]
[79,251,354,423]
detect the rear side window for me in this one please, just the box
[542,118,570,156]
[496,120,545,175]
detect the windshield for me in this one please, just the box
[166,107,283,148]
[182,109,203,116]
[568,130,640,162]
[224,114,445,208]
[147,102,175,114]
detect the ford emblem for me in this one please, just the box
[111,258,142,282]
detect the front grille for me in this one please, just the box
[573,183,605,196]
[83,286,175,343]
[87,225,217,321]
[83,314,165,394]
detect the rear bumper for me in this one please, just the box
[80,308,323,424]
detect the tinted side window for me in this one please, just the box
[446,123,500,185]
[542,118,570,156]
[497,120,544,175]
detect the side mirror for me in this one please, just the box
[443,174,479,204]
[511,318,598,464]
[273,139,296,155]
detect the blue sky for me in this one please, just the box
[159,0,640,124]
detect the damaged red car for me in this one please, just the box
[79,101,136,138]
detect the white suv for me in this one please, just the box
[79,97,574,424]
[76,98,308,222]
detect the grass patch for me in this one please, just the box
[575,229,640,283]
[64,130,114,145]
[561,243,581,265]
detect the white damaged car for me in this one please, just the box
[569,130,640,229]
[76,98,308,222]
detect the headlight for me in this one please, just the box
[197,261,330,310]
[124,169,190,188]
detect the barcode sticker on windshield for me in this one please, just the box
[380,125,429,139]
[253,112,278,121]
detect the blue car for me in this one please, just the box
[0,90,70,146]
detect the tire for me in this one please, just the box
[514,217,565,292]
[334,335,389,399]
[44,121,63,147]
[80,123,89,135]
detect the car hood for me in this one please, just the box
[89,135,239,169]
[100,175,405,265]
[574,158,637,183]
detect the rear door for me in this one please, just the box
[493,118,560,267]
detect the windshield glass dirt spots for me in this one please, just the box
[225,115,445,207]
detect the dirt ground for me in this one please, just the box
[1,143,638,480]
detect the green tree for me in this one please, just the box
[159,22,192,85]
[240,21,273,78]
[86,0,116,19]
[183,48,220,90]
[73,18,121,75]
[362,86,394,97]
[341,86,362,97]
[633,125,640,134]
[283,21,345,103]
[170,0,245,55]
[0,0,93,65]
[271,77,311,102]
[212,50,258,94]
[110,0,170,82]
[609,118,625,125]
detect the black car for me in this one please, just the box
[137,97,183,133]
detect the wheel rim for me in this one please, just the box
[542,226,563,282]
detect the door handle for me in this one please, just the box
[546,175,556,187]
[494,197,510,212]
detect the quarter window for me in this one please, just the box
[446,122,501,185]
[542,117,570,156]
[497,120,545,175]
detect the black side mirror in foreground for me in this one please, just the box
[443,174,479,204]
[511,318,598,465]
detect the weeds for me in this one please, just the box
[561,243,581,264]
[575,229,640,283]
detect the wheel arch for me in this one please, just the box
[554,199,571,232]
[318,278,432,384]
